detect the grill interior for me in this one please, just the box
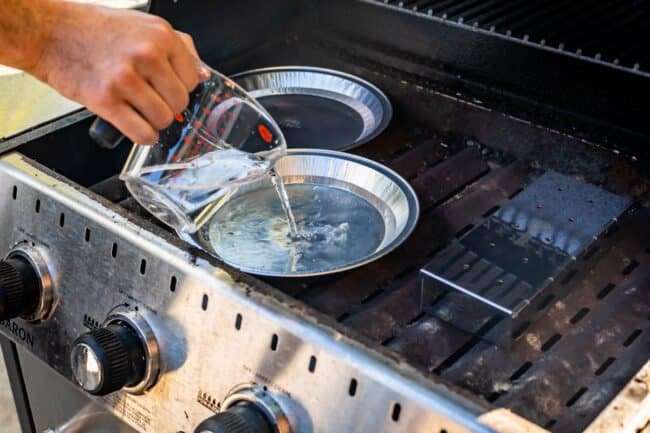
[371,0,650,75]
[15,6,650,432]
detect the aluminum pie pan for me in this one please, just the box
[232,66,392,151]
[179,149,419,278]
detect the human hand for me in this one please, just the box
[31,2,204,144]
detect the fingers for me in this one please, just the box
[169,31,201,92]
[92,17,203,143]
[176,31,209,82]
[131,29,201,116]
[134,50,189,114]
[120,74,175,132]
[176,31,199,58]
[108,103,159,145]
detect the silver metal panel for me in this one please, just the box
[0,152,494,433]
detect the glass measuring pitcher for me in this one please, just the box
[120,65,286,233]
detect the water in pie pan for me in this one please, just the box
[207,183,387,274]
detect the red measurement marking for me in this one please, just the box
[193,121,203,129]
[174,113,184,123]
[258,124,273,143]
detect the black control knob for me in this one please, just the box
[0,257,41,321]
[195,402,274,433]
[70,321,146,396]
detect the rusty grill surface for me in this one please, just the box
[81,40,650,433]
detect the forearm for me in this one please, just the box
[0,0,61,73]
[0,0,201,145]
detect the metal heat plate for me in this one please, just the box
[232,67,392,150]
[420,171,631,347]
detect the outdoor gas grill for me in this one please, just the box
[0,1,648,433]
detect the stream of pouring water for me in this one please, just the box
[270,168,300,237]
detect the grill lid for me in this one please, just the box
[370,0,649,77]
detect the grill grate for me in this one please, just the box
[366,0,650,75]
[110,124,649,432]
[102,46,650,432]
[276,117,650,432]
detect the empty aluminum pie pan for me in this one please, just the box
[181,150,419,277]
[232,66,392,151]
